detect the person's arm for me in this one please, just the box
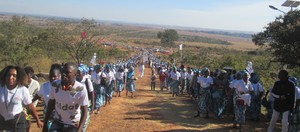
[90,91,95,113]
[26,103,43,128]
[32,94,41,104]
[77,105,88,132]
[42,99,55,132]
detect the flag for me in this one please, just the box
[179,44,183,50]
[81,31,87,39]
[90,53,96,65]
[246,61,254,74]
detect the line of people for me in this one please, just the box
[151,62,299,132]
[0,56,141,132]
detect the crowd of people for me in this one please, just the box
[0,49,150,132]
[150,60,299,132]
[0,48,299,132]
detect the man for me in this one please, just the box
[267,70,295,132]
[43,62,88,132]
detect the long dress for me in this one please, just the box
[126,71,136,92]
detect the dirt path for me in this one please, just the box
[32,67,273,132]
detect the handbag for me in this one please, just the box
[236,98,245,106]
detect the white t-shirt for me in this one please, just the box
[49,80,88,125]
[229,79,240,89]
[28,79,40,106]
[235,80,253,93]
[180,72,188,79]
[36,81,51,106]
[0,85,32,120]
[116,71,125,80]
[105,71,115,84]
[79,76,94,93]
[197,76,214,88]
[91,71,106,85]
[170,71,181,81]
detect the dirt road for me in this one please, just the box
[32,67,272,132]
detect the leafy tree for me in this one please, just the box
[0,16,41,67]
[51,18,102,64]
[252,10,300,67]
[157,29,179,46]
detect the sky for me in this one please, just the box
[0,0,296,32]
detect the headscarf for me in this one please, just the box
[289,76,299,87]
[94,64,102,71]
[78,64,88,75]
[250,73,260,84]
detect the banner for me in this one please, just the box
[179,44,183,50]
[90,53,97,65]
[246,61,254,74]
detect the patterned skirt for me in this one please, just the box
[94,84,106,109]
[234,93,247,124]
[105,82,114,98]
[126,79,135,92]
[198,88,211,114]
[116,80,124,92]
[170,80,180,94]
[211,89,226,117]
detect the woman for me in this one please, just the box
[115,66,125,97]
[0,66,43,131]
[104,65,115,105]
[211,70,228,119]
[126,66,136,97]
[91,65,106,114]
[233,71,253,131]
[248,73,264,121]
[194,68,214,118]
[32,64,61,130]
[288,77,300,132]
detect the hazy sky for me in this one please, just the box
[0,0,295,32]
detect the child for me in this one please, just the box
[151,72,157,90]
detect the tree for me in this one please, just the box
[157,29,179,47]
[52,18,102,64]
[252,10,300,67]
[0,16,41,67]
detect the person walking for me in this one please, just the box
[0,66,43,132]
[43,62,88,132]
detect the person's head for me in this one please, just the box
[203,68,210,77]
[218,70,227,79]
[49,64,62,83]
[242,71,250,82]
[76,64,88,82]
[49,68,61,83]
[94,64,102,73]
[105,65,111,72]
[61,62,78,86]
[278,70,289,81]
[289,77,299,86]
[0,65,28,89]
[250,73,260,84]
[24,66,35,83]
